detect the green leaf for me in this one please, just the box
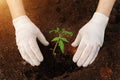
[60,37,69,43]
[61,28,73,36]
[63,31,73,36]
[49,30,55,33]
[62,28,65,32]
[49,27,60,33]
[51,37,60,42]
[59,40,64,53]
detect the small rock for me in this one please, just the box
[100,67,113,79]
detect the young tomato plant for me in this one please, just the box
[49,27,73,56]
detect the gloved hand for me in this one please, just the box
[72,12,109,67]
[13,15,49,66]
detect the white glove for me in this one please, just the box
[13,16,49,66]
[72,12,109,67]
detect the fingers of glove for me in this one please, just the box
[73,38,87,63]
[23,42,40,66]
[89,47,100,65]
[37,29,49,46]
[83,45,98,67]
[77,44,92,67]
[29,38,43,62]
[18,43,35,66]
[71,31,81,47]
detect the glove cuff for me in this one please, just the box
[13,15,31,29]
[91,12,109,29]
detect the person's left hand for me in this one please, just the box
[71,12,109,67]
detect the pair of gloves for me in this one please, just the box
[13,12,109,67]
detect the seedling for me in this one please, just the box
[49,27,73,56]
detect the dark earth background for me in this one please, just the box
[0,0,120,80]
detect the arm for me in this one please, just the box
[6,0,49,66]
[6,0,26,19]
[72,0,116,67]
[96,0,116,17]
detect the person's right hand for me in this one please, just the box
[13,15,49,66]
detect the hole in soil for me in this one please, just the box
[23,40,79,79]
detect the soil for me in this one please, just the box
[0,0,120,80]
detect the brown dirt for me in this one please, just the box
[0,0,120,80]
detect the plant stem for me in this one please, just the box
[53,41,58,55]
[53,33,62,55]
